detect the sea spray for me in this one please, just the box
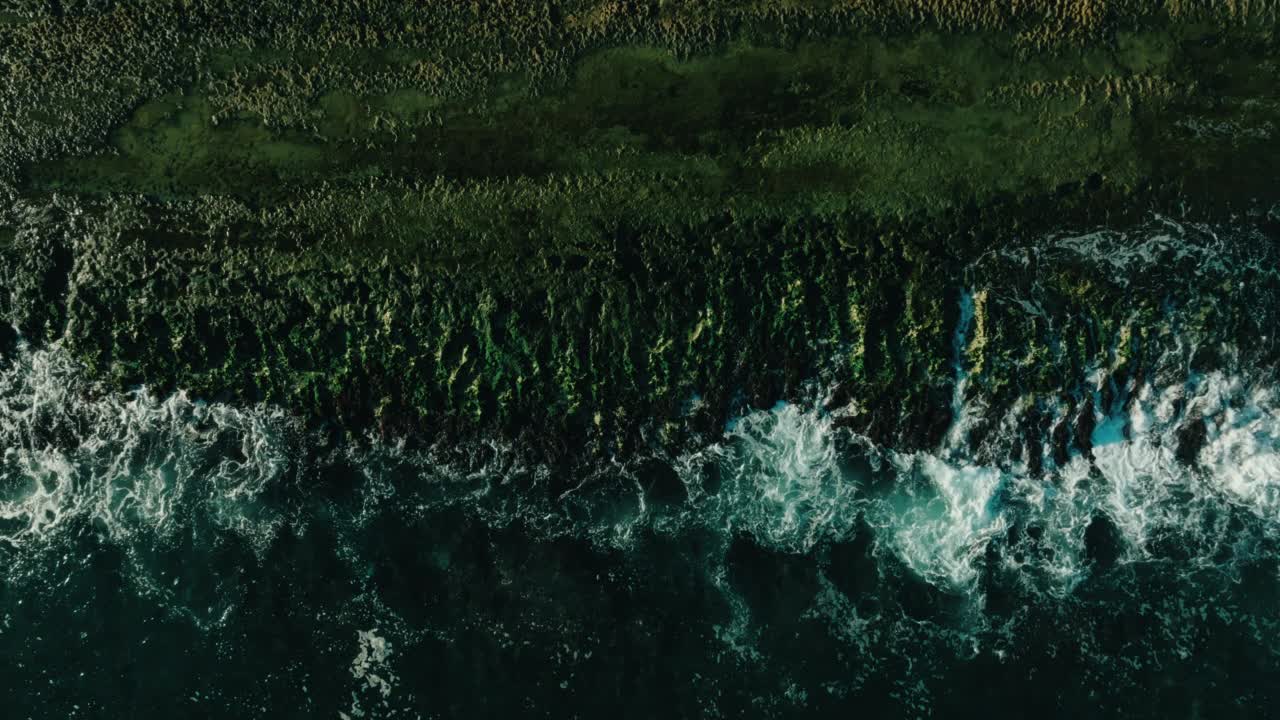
[0,338,298,556]
[5,334,1280,608]
[1,237,1279,714]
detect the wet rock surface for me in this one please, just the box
[0,3,1278,455]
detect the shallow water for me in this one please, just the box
[3,221,1280,718]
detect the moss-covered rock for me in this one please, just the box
[1,2,1278,456]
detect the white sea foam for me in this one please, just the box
[875,455,1006,589]
[0,337,296,560]
[1036,216,1244,287]
[684,365,1280,595]
[679,400,860,553]
[342,629,397,720]
[2,312,1279,617]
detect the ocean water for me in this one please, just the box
[3,222,1280,718]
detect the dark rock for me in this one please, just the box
[0,323,16,359]
[1051,416,1071,466]
[1074,396,1097,455]
[919,385,954,449]
[1175,417,1208,465]
[1084,514,1123,570]
[639,458,687,506]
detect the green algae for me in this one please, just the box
[21,32,1255,219]
[1,3,1279,452]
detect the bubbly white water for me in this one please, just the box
[3,334,1279,604]
[0,337,301,631]
[877,455,1006,589]
[712,368,1280,597]
[0,339,296,555]
[2,215,1279,629]
[690,401,856,553]
[342,628,397,720]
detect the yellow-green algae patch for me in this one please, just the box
[20,31,1266,221]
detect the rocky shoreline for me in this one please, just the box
[2,2,1278,459]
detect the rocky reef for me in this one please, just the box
[2,1,1278,457]
[7,4,1280,718]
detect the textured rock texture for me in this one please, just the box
[2,1,1278,454]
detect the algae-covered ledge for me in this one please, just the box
[1,2,1278,454]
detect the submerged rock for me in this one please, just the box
[1084,514,1125,571]
[1176,417,1209,465]
[1074,396,1098,456]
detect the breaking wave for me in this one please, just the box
[2,216,1278,715]
[4,333,1277,613]
[0,338,297,553]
